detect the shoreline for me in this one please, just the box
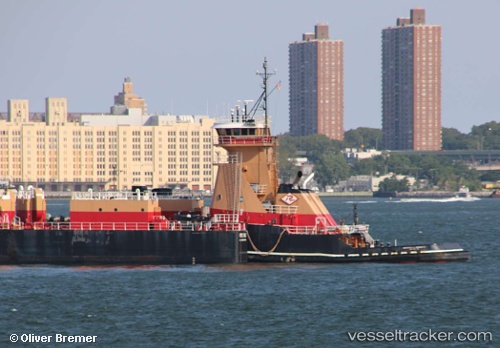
[43,190,494,199]
[318,191,492,198]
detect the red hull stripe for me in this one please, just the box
[16,210,47,223]
[210,208,337,226]
[70,212,158,223]
[0,212,16,222]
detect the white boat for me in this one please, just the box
[456,186,472,199]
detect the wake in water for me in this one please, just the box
[393,197,481,203]
[344,200,377,204]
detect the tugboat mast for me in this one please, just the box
[256,57,275,128]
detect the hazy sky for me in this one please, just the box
[1,0,499,135]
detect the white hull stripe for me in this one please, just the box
[247,249,464,258]
[420,249,464,254]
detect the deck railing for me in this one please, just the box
[71,189,205,201]
[213,153,241,164]
[32,221,170,231]
[251,184,267,194]
[263,205,298,214]
[27,219,245,232]
[216,136,277,146]
[213,214,239,223]
[282,224,370,235]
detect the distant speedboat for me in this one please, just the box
[456,186,472,199]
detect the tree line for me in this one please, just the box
[341,121,500,151]
[278,121,500,191]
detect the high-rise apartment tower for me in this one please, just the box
[382,8,442,150]
[289,24,344,140]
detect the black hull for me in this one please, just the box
[0,225,470,265]
[246,225,470,263]
[0,229,247,265]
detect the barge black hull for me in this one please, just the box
[246,225,470,263]
[0,229,247,265]
[0,225,470,265]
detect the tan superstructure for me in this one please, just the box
[211,120,278,214]
[0,79,221,192]
[211,115,338,227]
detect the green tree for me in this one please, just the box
[344,128,382,149]
[480,171,500,182]
[298,134,342,161]
[279,127,489,192]
[277,134,298,183]
[378,177,409,192]
[277,134,345,186]
[314,153,350,188]
[351,157,380,175]
[442,128,476,150]
[471,121,500,150]
[385,153,412,174]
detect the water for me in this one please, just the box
[1,198,498,347]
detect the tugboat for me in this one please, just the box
[0,59,470,264]
[210,58,470,263]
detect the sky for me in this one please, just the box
[1,0,499,135]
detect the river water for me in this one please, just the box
[0,197,498,347]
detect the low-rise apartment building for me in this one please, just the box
[0,79,220,192]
